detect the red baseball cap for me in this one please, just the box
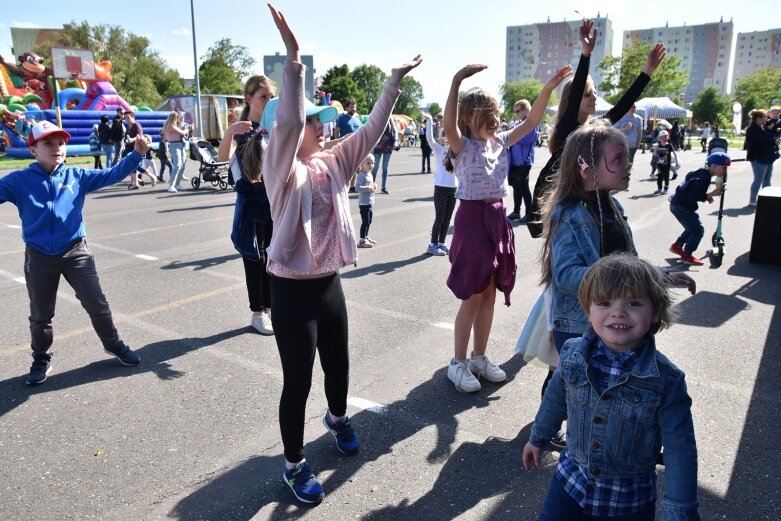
[28,121,72,146]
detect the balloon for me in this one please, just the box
[328,100,344,113]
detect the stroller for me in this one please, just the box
[188,138,231,190]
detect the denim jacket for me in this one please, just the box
[549,196,636,333]
[530,330,700,521]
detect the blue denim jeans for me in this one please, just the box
[539,476,655,521]
[168,142,186,188]
[102,144,115,168]
[749,160,773,203]
[372,152,392,189]
[670,204,704,255]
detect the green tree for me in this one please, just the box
[201,38,256,80]
[351,64,387,112]
[198,59,243,94]
[734,68,781,126]
[427,102,442,117]
[34,21,184,108]
[320,64,362,111]
[500,78,557,121]
[396,76,423,118]
[597,41,688,104]
[691,87,731,128]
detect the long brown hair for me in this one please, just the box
[539,120,628,286]
[548,77,595,153]
[240,75,277,122]
[444,87,500,172]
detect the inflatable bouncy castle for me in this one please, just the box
[1,53,170,158]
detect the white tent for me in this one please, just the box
[635,97,691,119]
[545,96,647,118]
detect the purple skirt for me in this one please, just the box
[446,199,516,305]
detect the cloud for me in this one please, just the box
[171,28,191,37]
[160,53,194,77]
[10,21,42,29]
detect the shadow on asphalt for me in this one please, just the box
[0,328,248,419]
[341,254,430,278]
[157,202,235,213]
[160,254,240,271]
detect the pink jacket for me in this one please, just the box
[263,60,400,273]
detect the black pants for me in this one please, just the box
[158,157,172,181]
[93,154,103,169]
[271,273,349,463]
[359,204,373,239]
[421,151,431,173]
[657,165,671,190]
[431,185,457,244]
[508,164,532,215]
[25,239,120,354]
[242,220,272,311]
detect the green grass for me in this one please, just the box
[0,155,94,171]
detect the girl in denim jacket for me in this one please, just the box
[524,253,700,521]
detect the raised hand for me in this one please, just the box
[134,134,152,155]
[644,43,666,77]
[544,65,573,91]
[267,3,299,57]
[389,55,423,87]
[419,109,432,120]
[580,20,597,57]
[453,64,488,83]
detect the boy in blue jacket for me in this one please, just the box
[0,121,152,385]
[668,152,728,266]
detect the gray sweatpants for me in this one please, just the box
[24,239,120,355]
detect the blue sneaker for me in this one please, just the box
[322,410,359,456]
[104,341,140,366]
[282,459,324,504]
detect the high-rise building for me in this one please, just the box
[623,19,733,102]
[731,29,781,92]
[264,53,315,102]
[505,15,613,92]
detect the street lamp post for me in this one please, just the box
[190,0,203,138]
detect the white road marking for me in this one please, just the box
[347,396,386,413]
[432,322,455,331]
[136,254,159,261]
[13,277,25,284]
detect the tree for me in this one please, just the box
[691,87,731,128]
[33,21,185,108]
[351,64,387,112]
[198,59,243,94]
[396,76,424,119]
[201,38,256,80]
[734,68,781,127]
[320,65,362,110]
[427,102,442,117]
[597,41,688,105]
[500,78,557,121]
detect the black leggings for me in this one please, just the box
[657,165,671,190]
[508,164,532,215]
[421,151,431,172]
[431,185,457,244]
[271,273,349,463]
[359,204,373,239]
[242,220,273,311]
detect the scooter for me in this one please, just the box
[710,173,726,267]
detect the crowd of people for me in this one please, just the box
[3,6,780,519]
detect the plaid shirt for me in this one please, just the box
[555,337,657,516]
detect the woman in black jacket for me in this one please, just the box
[745,109,777,206]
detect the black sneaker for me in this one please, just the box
[322,410,359,455]
[104,341,140,366]
[507,211,521,221]
[348,186,356,193]
[26,353,53,385]
[283,460,324,504]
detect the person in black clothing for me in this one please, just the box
[670,120,681,150]
[527,24,666,239]
[98,115,114,168]
[110,108,125,167]
[419,120,432,173]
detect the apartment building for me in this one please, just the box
[505,15,613,90]
[623,19,733,102]
[731,29,781,91]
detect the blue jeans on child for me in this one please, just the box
[539,476,655,521]
[669,203,704,255]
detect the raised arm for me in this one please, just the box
[445,64,487,156]
[606,44,664,123]
[506,66,572,147]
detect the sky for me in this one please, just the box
[0,0,776,106]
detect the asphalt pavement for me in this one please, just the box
[0,143,779,520]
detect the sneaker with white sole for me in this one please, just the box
[358,239,373,248]
[468,354,507,383]
[427,243,445,256]
[167,186,177,193]
[366,237,377,245]
[26,353,53,385]
[447,358,481,392]
[437,243,450,253]
[251,311,274,335]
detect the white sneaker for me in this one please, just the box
[366,237,377,245]
[251,311,274,336]
[167,186,177,193]
[427,243,445,256]
[437,243,450,253]
[447,358,481,392]
[358,240,373,248]
[468,354,507,383]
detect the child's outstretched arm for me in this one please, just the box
[506,66,572,147]
[445,64,487,156]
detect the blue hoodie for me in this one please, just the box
[0,151,142,255]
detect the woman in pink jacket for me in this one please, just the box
[264,4,422,504]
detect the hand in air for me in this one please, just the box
[268,4,299,55]
[580,20,597,56]
[390,55,423,86]
[644,43,666,77]
[544,65,573,91]
[453,64,488,82]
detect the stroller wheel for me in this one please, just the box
[192,177,201,189]
[219,180,228,190]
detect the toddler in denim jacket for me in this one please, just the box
[524,253,700,521]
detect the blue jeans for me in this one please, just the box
[539,476,655,521]
[749,160,773,203]
[102,144,115,168]
[372,152,392,190]
[670,204,704,255]
[168,142,186,188]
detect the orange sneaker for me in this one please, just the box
[680,253,704,266]
[669,243,685,256]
